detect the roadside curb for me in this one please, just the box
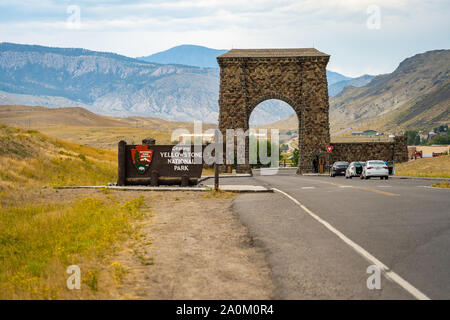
[198,174,252,183]
[53,185,272,193]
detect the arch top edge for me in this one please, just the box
[248,93,302,112]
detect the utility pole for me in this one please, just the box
[214,129,219,191]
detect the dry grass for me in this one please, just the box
[395,155,450,178]
[0,195,146,299]
[33,126,179,150]
[0,124,149,299]
[0,124,117,194]
[431,181,450,188]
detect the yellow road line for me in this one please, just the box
[302,178,400,197]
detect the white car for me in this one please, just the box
[345,161,365,179]
[361,160,389,180]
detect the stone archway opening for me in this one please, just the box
[249,98,299,170]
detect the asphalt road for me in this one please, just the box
[205,170,450,299]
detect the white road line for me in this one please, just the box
[339,186,353,188]
[272,187,431,300]
[378,185,392,188]
[301,187,316,189]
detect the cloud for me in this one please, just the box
[0,0,448,76]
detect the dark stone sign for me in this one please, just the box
[117,139,204,186]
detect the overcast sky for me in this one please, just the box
[0,0,448,77]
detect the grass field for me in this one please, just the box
[0,124,150,299]
[395,154,450,178]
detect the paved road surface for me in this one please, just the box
[202,170,450,299]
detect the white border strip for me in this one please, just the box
[273,187,430,300]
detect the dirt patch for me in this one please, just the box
[112,191,275,299]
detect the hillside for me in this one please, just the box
[265,49,449,134]
[330,49,450,132]
[0,105,217,150]
[0,105,125,127]
[0,124,117,192]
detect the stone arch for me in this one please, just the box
[217,48,331,174]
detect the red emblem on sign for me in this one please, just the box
[326,146,333,153]
[131,145,154,174]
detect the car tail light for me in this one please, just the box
[367,166,373,169]
[383,166,388,169]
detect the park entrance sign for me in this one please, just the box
[117,139,204,186]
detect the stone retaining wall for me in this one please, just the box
[330,136,408,164]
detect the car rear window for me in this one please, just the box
[368,161,385,166]
[335,162,349,166]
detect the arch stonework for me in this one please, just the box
[217,48,331,173]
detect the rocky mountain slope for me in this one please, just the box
[264,50,449,133]
[330,49,449,131]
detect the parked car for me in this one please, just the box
[330,161,349,177]
[361,160,389,180]
[345,161,365,179]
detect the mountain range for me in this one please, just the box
[0,43,220,123]
[0,43,375,125]
[1,43,448,131]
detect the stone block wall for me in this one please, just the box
[330,136,408,164]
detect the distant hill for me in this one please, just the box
[138,44,227,68]
[326,70,351,85]
[330,49,450,132]
[0,105,217,150]
[328,74,375,97]
[0,105,124,127]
